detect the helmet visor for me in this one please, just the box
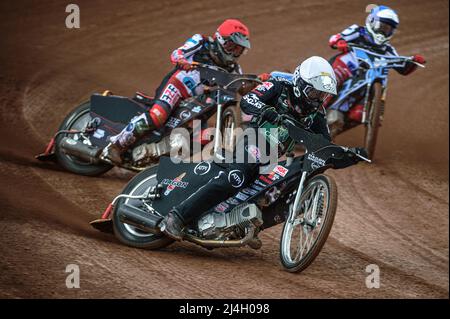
[222,39,247,57]
[303,85,331,103]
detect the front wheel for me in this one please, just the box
[364,82,383,160]
[55,101,113,176]
[112,166,174,249]
[280,174,338,273]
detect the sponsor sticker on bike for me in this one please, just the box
[225,198,240,206]
[307,153,326,169]
[267,171,281,181]
[93,129,105,139]
[255,81,274,93]
[235,192,249,201]
[273,165,289,177]
[179,109,191,120]
[259,175,273,185]
[242,187,258,196]
[165,117,181,128]
[250,184,264,192]
[191,106,202,113]
[254,179,267,188]
[214,202,229,213]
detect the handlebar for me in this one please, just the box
[190,61,263,91]
[278,113,371,163]
[190,61,229,73]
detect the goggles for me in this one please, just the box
[222,39,247,57]
[374,21,396,37]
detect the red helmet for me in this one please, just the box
[213,19,251,66]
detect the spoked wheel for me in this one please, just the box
[221,105,242,151]
[112,166,174,249]
[55,101,113,176]
[280,174,338,273]
[364,82,383,160]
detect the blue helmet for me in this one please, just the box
[365,5,399,45]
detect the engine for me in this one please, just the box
[197,204,264,239]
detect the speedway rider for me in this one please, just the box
[324,5,427,133]
[102,19,260,164]
[159,56,367,241]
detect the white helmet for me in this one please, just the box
[291,56,337,115]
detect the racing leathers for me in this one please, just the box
[162,76,334,240]
[103,34,243,164]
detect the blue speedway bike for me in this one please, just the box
[326,44,425,159]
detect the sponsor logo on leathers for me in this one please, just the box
[163,172,188,195]
[228,170,245,188]
[194,162,211,176]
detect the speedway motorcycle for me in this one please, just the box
[326,44,425,159]
[90,115,370,273]
[36,63,261,176]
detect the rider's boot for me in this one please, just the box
[159,210,185,241]
[101,113,153,165]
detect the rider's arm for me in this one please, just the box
[309,113,332,141]
[170,34,206,64]
[239,80,281,116]
[329,24,361,49]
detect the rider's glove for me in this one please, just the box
[257,73,271,82]
[177,59,194,71]
[261,107,280,124]
[412,54,426,65]
[336,39,349,53]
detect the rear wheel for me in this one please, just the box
[112,166,174,249]
[280,174,338,273]
[364,82,383,160]
[55,102,113,176]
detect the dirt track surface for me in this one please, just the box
[0,0,448,298]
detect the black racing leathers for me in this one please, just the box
[171,78,331,225]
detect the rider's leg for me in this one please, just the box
[102,69,196,164]
[323,52,357,108]
[161,133,263,240]
[102,112,156,164]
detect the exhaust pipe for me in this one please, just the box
[117,204,163,234]
[59,137,101,164]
